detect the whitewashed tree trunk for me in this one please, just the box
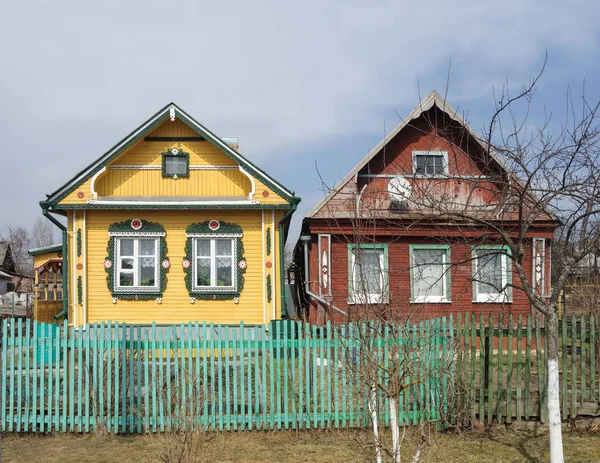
[390,396,401,463]
[547,312,564,463]
[368,385,382,463]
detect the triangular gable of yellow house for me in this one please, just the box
[45,103,298,210]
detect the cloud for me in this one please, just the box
[1,0,599,232]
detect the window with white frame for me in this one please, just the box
[410,246,451,303]
[348,244,388,304]
[115,237,159,290]
[194,238,235,289]
[413,151,448,176]
[183,220,246,300]
[473,247,512,302]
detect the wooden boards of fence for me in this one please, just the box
[0,318,452,433]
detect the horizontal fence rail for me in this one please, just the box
[3,313,598,433]
[453,313,600,425]
[1,318,453,433]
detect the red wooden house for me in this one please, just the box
[293,91,557,325]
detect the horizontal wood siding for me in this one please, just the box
[100,169,250,197]
[308,235,539,324]
[84,209,271,325]
[58,118,290,206]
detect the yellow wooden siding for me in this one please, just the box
[110,141,238,167]
[67,211,85,326]
[81,209,278,326]
[98,169,250,197]
[58,178,95,204]
[33,250,62,270]
[57,118,290,205]
[147,119,199,138]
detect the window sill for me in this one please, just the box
[193,287,236,292]
[114,288,160,293]
[472,299,512,304]
[347,297,389,305]
[410,300,452,304]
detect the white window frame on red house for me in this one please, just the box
[472,245,513,303]
[409,244,452,303]
[347,244,389,304]
[412,150,449,176]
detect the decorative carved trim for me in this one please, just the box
[266,274,272,303]
[77,276,83,306]
[110,165,161,170]
[89,166,106,200]
[266,227,271,256]
[161,148,190,179]
[183,220,246,300]
[239,165,256,199]
[190,166,238,171]
[77,229,82,257]
[105,219,169,300]
[55,203,292,210]
[109,164,239,171]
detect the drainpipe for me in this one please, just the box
[299,235,347,316]
[278,200,299,318]
[40,201,68,320]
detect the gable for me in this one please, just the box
[311,107,504,219]
[0,243,16,274]
[46,103,299,209]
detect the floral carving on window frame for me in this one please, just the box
[183,220,246,301]
[104,219,169,301]
[162,147,190,179]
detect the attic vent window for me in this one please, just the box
[162,148,190,179]
[413,151,448,176]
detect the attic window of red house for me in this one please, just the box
[413,151,448,176]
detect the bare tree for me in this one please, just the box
[31,217,56,248]
[297,64,600,462]
[398,70,600,462]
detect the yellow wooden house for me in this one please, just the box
[38,103,300,328]
[28,244,64,322]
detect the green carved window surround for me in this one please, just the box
[104,219,170,302]
[183,220,246,301]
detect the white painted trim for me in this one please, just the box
[271,210,276,321]
[532,238,546,297]
[238,165,256,199]
[412,150,449,176]
[262,210,267,325]
[51,106,178,201]
[318,234,331,297]
[49,103,295,204]
[176,106,295,197]
[90,166,106,200]
[83,210,87,327]
[72,211,77,327]
[108,165,239,171]
[190,165,238,171]
[110,165,161,170]
[87,199,260,206]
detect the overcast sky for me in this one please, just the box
[1,0,599,245]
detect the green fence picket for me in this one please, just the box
[6,314,597,434]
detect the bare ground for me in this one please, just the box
[2,427,600,462]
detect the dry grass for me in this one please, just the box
[3,428,600,462]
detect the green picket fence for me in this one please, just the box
[1,317,453,433]
[453,312,600,425]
